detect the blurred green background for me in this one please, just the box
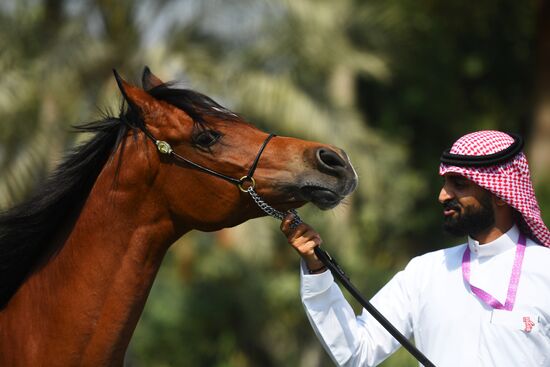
[1,0,549,366]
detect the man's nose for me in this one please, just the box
[438,185,454,204]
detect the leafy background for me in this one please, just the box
[1,0,549,366]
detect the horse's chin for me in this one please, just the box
[299,186,344,210]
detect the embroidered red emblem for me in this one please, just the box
[522,316,535,332]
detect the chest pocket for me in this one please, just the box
[490,308,550,365]
[491,308,549,335]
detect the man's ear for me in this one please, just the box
[142,66,164,91]
[113,69,160,116]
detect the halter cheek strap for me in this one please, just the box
[238,133,275,192]
[140,126,276,190]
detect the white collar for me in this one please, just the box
[467,225,520,257]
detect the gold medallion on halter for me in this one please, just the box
[155,140,173,155]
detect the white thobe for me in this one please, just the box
[300,226,550,366]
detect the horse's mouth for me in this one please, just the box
[299,185,343,210]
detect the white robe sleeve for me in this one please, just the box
[300,259,417,367]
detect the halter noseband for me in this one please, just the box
[140,126,275,192]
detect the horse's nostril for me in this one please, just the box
[317,148,346,170]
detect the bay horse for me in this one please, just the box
[0,68,358,366]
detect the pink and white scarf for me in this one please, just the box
[439,130,550,247]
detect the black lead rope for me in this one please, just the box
[313,246,437,367]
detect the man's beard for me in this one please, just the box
[442,193,495,237]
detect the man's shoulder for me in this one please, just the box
[404,242,466,273]
[524,239,550,264]
[526,237,550,251]
[411,242,466,262]
[392,243,466,294]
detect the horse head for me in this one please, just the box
[115,68,358,232]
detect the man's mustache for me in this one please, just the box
[442,199,461,211]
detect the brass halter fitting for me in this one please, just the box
[156,140,173,155]
[238,176,256,192]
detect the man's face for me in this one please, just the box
[439,174,495,237]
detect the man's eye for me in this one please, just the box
[453,179,468,189]
[193,130,222,148]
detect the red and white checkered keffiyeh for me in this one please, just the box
[439,130,550,247]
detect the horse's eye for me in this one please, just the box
[193,130,222,148]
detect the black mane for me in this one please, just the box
[0,84,238,309]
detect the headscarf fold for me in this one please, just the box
[439,130,550,247]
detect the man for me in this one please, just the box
[281,131,550,366]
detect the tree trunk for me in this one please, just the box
[531,0,550,183]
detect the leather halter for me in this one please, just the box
[140,126,275,192]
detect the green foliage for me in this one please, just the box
[1,1,548,366]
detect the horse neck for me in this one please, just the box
[2,141,183,366]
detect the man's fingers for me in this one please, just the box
[280,213,296,235]
[292,229,319,244]
[280,216,324,267]
[291,232,322,254]
[281,215,311,242]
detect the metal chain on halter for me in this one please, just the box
[246,187,302,229]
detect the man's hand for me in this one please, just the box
[280,213,326,273]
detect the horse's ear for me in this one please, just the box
[142,66,164,91]
[113,69,158,114]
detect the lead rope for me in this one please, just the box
[247,186,437,367]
